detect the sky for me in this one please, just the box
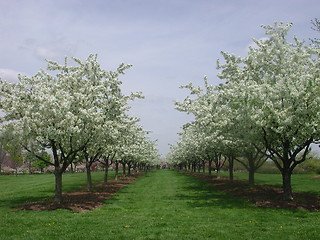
[0,0,319,156]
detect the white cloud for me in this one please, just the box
[34,40,78,61]
[0,68,26,83]
[35,47,60,59]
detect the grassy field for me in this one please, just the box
[0,170,319,239]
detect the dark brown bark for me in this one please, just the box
[282,170,293,200]
[248,169,255,186]
[52,141,64,203]
[104,165,109,184]
[228,156,234,182]
[122,162,126,175]
[208,160,212,175]
[235,149,266,185]
[193,162,196,172]
[128,162,132,175]
[114,162,119,180]
[70,163,74,174]
[214,153,225,179]
[47,136,89,203]
[86,165,92,192]
[216,169,221,179]
[261,127,313,200]
[0,144,5,175]
[54,168,63,203]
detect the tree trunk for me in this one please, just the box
[115,162,119,180]
[202,160,205,173]
[216,169,221,179]
[249,169,255,186]
[70,163,74,174]
[228,157,234,182]
[139,163,142,171]
[208,160,212,175]
[54,168,63,203]
[282,170,293,200]
[122,162,126,175]
[86,165,92,192]
[104,165,109,184]
[28,162,32,174]
[128,163,131,175]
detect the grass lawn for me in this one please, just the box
[0,171,109,209]
[0,170,319,239]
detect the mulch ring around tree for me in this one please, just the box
[186,172,320,212]
[13,173,142,213]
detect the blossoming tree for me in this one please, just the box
[0,54,141,202]
[217,22,320,199]
[170,22,320,200]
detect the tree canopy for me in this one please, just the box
[0,54,159,202]
[169,22,320,200]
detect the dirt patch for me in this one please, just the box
[186,172,320,212]
[13,174,141,212]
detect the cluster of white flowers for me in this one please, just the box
[168,23,320,197]
[0,54,160,200]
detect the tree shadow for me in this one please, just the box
[172,178,254,210]
[178,173,320,212]
[0,195,51,209]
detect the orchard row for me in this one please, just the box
[0,55,160,202]
[168,22,320,200]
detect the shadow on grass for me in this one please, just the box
[173,177,255,210]
[0,195,52,209]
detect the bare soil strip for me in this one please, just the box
[13,174,142,212]
[186,172,320,211]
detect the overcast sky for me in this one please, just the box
[0,0,319,156]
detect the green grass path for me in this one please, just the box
[0,170,319,239]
